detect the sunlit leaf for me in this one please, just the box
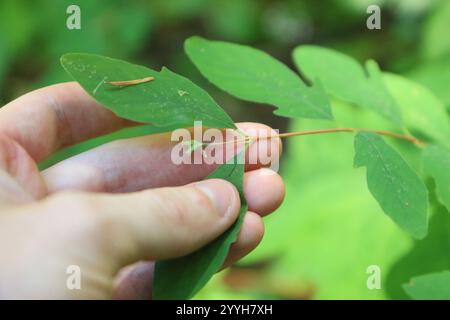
[185,36,333,120]
[293,45,402,125]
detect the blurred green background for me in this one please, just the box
[1,0,449,299]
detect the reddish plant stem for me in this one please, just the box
[210,127,424,147]
[270,128,424,146]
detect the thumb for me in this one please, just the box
[47,179,241,271]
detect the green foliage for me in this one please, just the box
[153,153,247,300]
[423,145,450,211]
[383,73,450,145]
[354,132,428,239]
[184,36,333,120]
[235,109,412,299]
[0,0,35,88]
[55,37,449,300]
[1,0,449,301]
[421,0,450,61]
[61,53,235,129]
[204,0,260,42]
[293,45,401,125]
[404,271,450,300]
[407,60,450,111]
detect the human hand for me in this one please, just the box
[0,82,284,299]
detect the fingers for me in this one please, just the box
[44,179,241,271]
[221,212,264,269]
[0,135,47,201]
[113,261,154,300]
[244,169,285,216]
[42,123,281,193]
[0,82,135,162]
[112,212,264,300]
[43,166,284,220]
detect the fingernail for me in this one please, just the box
[193,179,238,217]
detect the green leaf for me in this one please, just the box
[153,153,247,300]
[60,53,235,129]
[293,45,402,125]
[383,73,450,145]
[423,145,450,212]
[386,199,450,299]
[184,36,333,120]
[403,271,450,300]
[354,132,428,239]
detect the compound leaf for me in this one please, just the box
[354,132,428,239]
[404,271,450,300]
[153,153,247,300]
[61,53,235,129]
[293,45,402,125]
[184,36,333,120]
[423,145,450,212]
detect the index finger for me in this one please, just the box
[0,82,136,162]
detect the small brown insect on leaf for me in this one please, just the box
[106,76,155,87]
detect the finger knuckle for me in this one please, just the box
[154,187,214,228]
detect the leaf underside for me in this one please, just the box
[60,53,235,129]
[184,36,333,120]
[293,45,402,125]
[153,153,247,300]
[404,271,450,300]
[354,132,428,239]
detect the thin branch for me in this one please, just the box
[207,127,424,147]
[272,128,424,145]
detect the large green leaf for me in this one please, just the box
[293,45,402,125]
[383,73,450,145]
[403,271,450,300]
[60,53,235,129]
[153,153,247,300]
[423,145,450,212]
[354,132,428,239]
[184,36,333,120]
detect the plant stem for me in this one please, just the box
[271,128,424,145]
[208,127,424,147]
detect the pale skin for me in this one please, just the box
[0,82,285,299]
